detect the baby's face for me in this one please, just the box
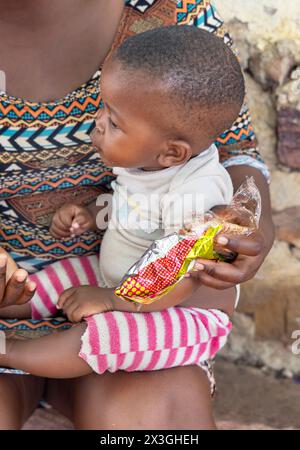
[91,60,168,170]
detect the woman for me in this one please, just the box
[0,0,274,429]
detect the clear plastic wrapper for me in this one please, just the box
[115,177,261,305]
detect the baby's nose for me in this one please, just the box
[95,122,104,135]
[90,127,102,147]
[95,109,105,134]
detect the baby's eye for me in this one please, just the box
[109,117,118,130]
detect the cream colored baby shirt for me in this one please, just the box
[99,144,233,288]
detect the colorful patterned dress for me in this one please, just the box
[0,1,270,372]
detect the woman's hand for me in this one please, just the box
[50,204,95,239]
[188,229,267,289]
[57,286,113,322]
[0,253,36,308]
[187,204,274,290]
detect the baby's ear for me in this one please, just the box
[158,139,192,168]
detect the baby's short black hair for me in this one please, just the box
[111,25,245,143]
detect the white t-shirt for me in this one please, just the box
[99,144,233,288]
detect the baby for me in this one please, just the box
[48,24,244,313]
[0,25,245,379]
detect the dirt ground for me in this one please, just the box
[23,359,300,430]
[214,360,300,430]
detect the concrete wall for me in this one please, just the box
[214,0,300,48]
[211,1,300,376]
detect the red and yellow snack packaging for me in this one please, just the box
[115,177,261,305]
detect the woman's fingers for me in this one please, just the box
[216,230,265,257]
[188,269,236,290]
[15,281,37,305]
[0,261,35,307]
[187,231,267,289]
[0,254,8,303]
[189,257,256,285]
[1,269,29,307]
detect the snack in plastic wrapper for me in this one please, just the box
[114,177,261,305]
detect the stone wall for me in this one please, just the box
[213,0,300,375]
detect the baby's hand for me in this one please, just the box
[50,204,95,239]
[57,286,113,322]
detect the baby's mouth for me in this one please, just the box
[95,144,103,154]
[90,127,103,152]
[94,145,110,165]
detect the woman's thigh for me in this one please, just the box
[46,365,216,430]
[0,374,45,429]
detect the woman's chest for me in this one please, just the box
[0,0,125,102]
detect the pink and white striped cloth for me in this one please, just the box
[29,255,232,382]
[29,255,102,320]
[79,307,231,375]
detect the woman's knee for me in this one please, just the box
[72,366,216,430]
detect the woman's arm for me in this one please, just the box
[183,2,275,289]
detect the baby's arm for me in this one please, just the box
[54,270,235,323]
[109,279,236,317]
